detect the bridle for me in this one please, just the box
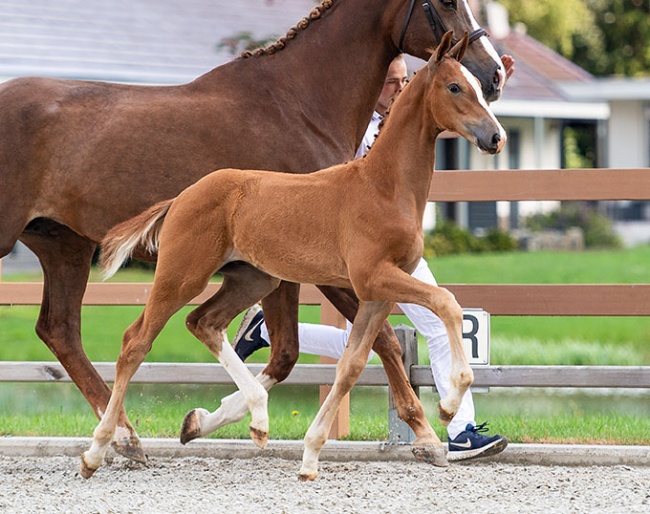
[398,0,489,52]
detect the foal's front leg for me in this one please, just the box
[318,286,445,463]
[299,301,394,481]
[353,264,473,426]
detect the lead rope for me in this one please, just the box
[398,0,417,53]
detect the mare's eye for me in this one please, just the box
[448,83,461,94]
[440,0,457,9]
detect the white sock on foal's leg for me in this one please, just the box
[200,372,277,436]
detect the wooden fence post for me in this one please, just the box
[319,299,350,439]
[388,325,419,444]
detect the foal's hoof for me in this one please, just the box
[250,425,268,449]
[79,453,99,479]
[111,437,147,464]
[180,408,208,445]
[437,402,455,427]
[298,471,318,481]
[412,445,449,468]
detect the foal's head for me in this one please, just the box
[427,32,506,155]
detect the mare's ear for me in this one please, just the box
[433,31,454,64]
[448,32,469,62]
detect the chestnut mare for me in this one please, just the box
[0,0,505,461]
[85,32,506,480]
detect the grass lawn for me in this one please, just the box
[1,246,649,444]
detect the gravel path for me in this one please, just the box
[0,454,648,513]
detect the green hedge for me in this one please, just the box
[525,202,622,248]
[423,221,517,258]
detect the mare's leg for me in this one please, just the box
[352,264,473,426]
[181,280,300,439]
[299,301,404,480]
[20,221,143,461]
[317,286,443,457]
[180,263,282,446]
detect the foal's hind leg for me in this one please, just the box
[181,281,300,440]
[318,286,444,462]
[20,222,143,462]
[180,264,281,447]
[81,234,230,478]
[81,280,205,478]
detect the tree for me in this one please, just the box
[498,0,650,76]
[585,0,650,76]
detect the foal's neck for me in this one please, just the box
[362,72,441,216]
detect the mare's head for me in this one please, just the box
[395,0,505,102]
[426,31,506,155]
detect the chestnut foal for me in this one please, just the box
[84,32,505,480]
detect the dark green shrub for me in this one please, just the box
[423,221,516,257]
[484,228,519,252]
[525,202,622,249]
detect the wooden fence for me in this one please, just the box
[1,168,649,439]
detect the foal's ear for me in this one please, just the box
[433,31,454,63]
[448,32,469,62]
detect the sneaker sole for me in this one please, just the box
[233,304,263,350]
[447,436,508,462]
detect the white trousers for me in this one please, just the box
[259,257,475,439]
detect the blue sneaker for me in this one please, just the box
[447,422,508,461]
[233,305,269,361]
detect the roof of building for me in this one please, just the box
[0,0,610,119]
[494,29,593,102]
[490,29,609,120]
[0,0,314,84]
[559,78,650,101]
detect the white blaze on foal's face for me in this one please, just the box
[459,63,507,148]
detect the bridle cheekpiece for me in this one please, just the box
[398,0,488,53]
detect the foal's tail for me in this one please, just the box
[100,199,174,280]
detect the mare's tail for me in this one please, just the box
[100,199,174,280]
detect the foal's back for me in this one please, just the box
[163,161,373,287]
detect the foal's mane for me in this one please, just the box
[365,50,438,157]
[240,0,335,59]
[363,70,416,158]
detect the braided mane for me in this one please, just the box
[240,0,335,58]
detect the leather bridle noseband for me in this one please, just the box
[398,0,489,53]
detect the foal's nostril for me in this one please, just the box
[492,133,501,147]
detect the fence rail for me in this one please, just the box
[1,282,648,316]
[2,361,649,389]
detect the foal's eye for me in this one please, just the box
[448,83,461,94]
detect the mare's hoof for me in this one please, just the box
[111,438,147,464]
[79,453,99,479]
[180,408,208,445]
[437,402,455,427]
[250,425,268,449]
[412,445,449,468]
